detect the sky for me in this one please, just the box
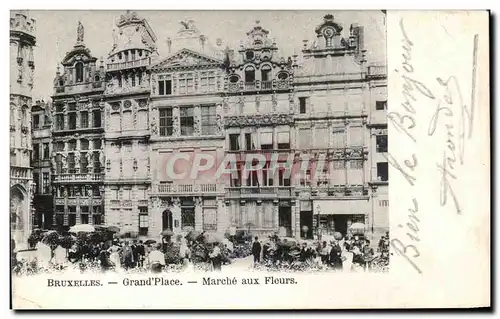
[28,10,386,101]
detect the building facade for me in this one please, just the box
[223,21,297,238]
[10,10,36,247]
[32,100,54,229]
[103,11,158,234]
[36,11,387,241]
[51,22,106,229]
[148,20,227,236]
[294,14,388,240]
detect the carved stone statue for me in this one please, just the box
[99,150,105,167]
[77,21,84,43]
[86,151,93,167]
[74,152,80,168]
[60,153,68,172]
[50,154,56,172]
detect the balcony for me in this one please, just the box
[156,183,219,195]
[53,173,104,182]
[54,196,103,206]
[227,79,291,93]
[54,81,105,95]
[367,64,387,79]
[227,186,292,198]
[107,57,151,71]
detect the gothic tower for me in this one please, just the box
[10,10,36,247]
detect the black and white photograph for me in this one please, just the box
[9,8,489,310]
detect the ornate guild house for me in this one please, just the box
[18,11,387,243]
[51,22,106,229]
[10,10,37,247]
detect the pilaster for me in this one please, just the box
[194,196,203,231]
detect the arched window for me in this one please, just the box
[75,62,84,83]
[59,79,64,86]
[94,75,100,82]
[244,66,255,83]
[261,64,272,82]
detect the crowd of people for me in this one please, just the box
[12,229,390,275]
[251,232,390,272]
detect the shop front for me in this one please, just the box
[313,199,370,238]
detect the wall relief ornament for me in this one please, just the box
[225,114,294,128]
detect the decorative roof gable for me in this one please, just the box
[150,48,223,71]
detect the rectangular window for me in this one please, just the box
[55,114,64,130]
[203,207,217,231]
[68,103,76,111]
[229,134,240,151]
[68,140,77,151]
[43,143,50,159]
[67,153,75,173]
[33,172,40,194]
[181,198,195,229]
[278,168,291,186]
[93,151,101,174]
[260,132,273,150]
[56,214,64,227]
[122,189,131,200]
[377,162,389,181]
[93,110,101,128]
[139,207,148,236]
[42,172,50,194]
[33,114,40,129]
[376,135,388,152]
[178,73,194,95]
[262,162,274,186]
[180,107,194,136]
[80,140,89,150]
[200,72,217,93]
[245,133,255,151]
[93,214,102,225]
[68,113,76,130]
[298,129,310,149]
[80,111,88,128]
[277,131,290,149]
[55,103,64,113]
[299,97,307,114]
[159,108,173,136]
[81,213,89,224]
[93,139,102,150]
[201,105,217,136]
[376,100,387,110]
[158,80,165,95]
[32,143,39,162]
[131,75,136,87]
[68,213,76,226]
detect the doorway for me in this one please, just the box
[300,211,313,239]
[278,206,292,237]
[162,209,173,231]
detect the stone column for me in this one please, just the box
[172,197,181,233]
[216,103,224,136]
[240,200,246,228]
[76,110,81,129]
[64,108,68,130]
[88,110,93,128]
[172,106,180,137]
[273,200,279,231]
[194,197,203,231]
[193,105,201,136]
[217,198,228,232]
[256,200,263,229]
[293,200,301,239]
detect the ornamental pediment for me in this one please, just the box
[150,48,223,71]
[61,46,97,66]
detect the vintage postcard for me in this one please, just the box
[9,9,490,309]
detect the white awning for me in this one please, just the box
[313,199,370,215]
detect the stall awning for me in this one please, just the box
[313,199,370,215]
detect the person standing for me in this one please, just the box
[107,240,122,271]
[210,242,222,271]
[252,236,262,266]
[121,241,135,270]
[136,240,146,268]
[147,244,166,273]
[329,240,343,271]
